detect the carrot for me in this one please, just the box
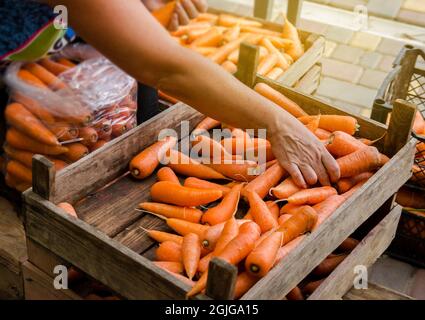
[337,146,382,178]
[312,195,346,230]
[337,172,374,194]
[39,58,70,75]
[17,69,48,89]
[6,128,68,155]
[278,214,293,225]
[279,203,302,216]
[195,13,219,23]
[190,28,223,47]
[206,161,260,182]
[156,241,182,262]
[200,222,226,251]
[282,18,304,61]
[192,135,235,160]
[275,235,306,266]
[3,145,33,169]
[302,279,325,296]
[245,231,283,277]
[326,131,367,157]
[11,92,55,124]
[57,202,78,218]
[146,229,183,245]
[305,115,321,134]
[271,177,301,200]
[254,83,307,118]
[5,103,59,146]
[154,261,184,274]
[396,186,425,209]
[57,58,76,68]
[197,252,213,274]
[167,150,227,180]
[266,201,280,223]
[182,233,201,280]
[217,14,263,28]
[298,115,359,135]
[266,67,284,80]
[337,238,359,253]
[212,218,240,256]
[221,60,238,74]
[4,172,29,192]
[315,128,332,140]
[257,53,279,76]
[243,163,286,199]
[140,202,202,223]
[233,272,259,299]
[192,46,218,57]
[157,167,180,184]
[286,287,304,300]
[130,136,177,179]
[166,218,209,238]
[288,186,338,205]
[260,38,290,70]
[24,62,67,90]
[277,206,318,245]
[187,28,210,43]
[184,177,231,195]
[48,124,79,142]
[6,160,32,184]
[171,22,213,37]
[78,127,98,147]
[90,140,108,152]
[209,36,249,64]
[247,191,278,233]
[223,25,240,43]
[313,254,347,276]
[152,0,177,27]
[413,111,425,134]
[63,143,89,162]
[193,117,221,134]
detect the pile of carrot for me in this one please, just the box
[161,12,303,102]
[129,83,391,299]
[286,237,359,300]
[2,57,137,192]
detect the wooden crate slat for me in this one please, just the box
[308,205,402,300]
[53,103,203,204]
[241,140,416,300]
[24,192,192,300]
[344,283,414,300]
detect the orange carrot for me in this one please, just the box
[282,17,304,60]
[266,201,280,223]
[24,62,67,90]
[261,38,290,70]
[48,123,79,142]
[338,238,360,253]
[166,218,209,238]
[315,128,332,140]
[413,111,425,134]
[146,229,183,245]
[154,261,184,274]
[337,146,382,178]
[198,252,213,274]
[184,177,231,195]
[233,272,258,299]
[337,172,374,194]
[221,61,238,74]
[246,191,278,233]
[271,177,301,199]
[286,287,304,300]
[243,163,286,199]
[182,233,201,280]
[275,235,306,265]
[12,92,54,124]
[277,206,318,245]
[257,53,279,76]
[79,127,98,147]
[254,83,308,118]
[130,136,177,179]
[209,36,249,64]
[202,184,243,226]
[6,160,31,184]
[298,115,359,135]
[157,167,180,184]
[151,181,223,207]
[312,254,347,276]
[192,135,235,160]
[57,202,78,218]
[266,67,284,80]
[39,58,70,75]
[190,28,223,47]
[278,214,293,225]
[305,115,321,133]
[342,180,368,200]
[17,69,48,89]
[217,14,262,28]
[212,218,239,256]
[3,145,34,169]
[90,140,107,152]
[6,128,68,155]
[158,90,179,104]
[167,150,227,180]
[312,195,346,230]
[5,103,59,146]
[4,172,30,192]
[193,117,221,133]
[57,58,76,68]
[152,0,177,27]
[206,161,259,182]
[288,186,337,205]
[223,24,241,43]
[245,231,283,277]
[140,202,202,223]
[279,202,302,216]
[63,143,89,162]
[156,241,182,262]
[200,222,226,251]
[326,131,367,157]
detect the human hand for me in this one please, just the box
[268,116,340,188]
[143,0,208,31]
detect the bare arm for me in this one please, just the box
[43,0,340,187]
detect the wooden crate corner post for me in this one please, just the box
[31,155,56,202]
[206,258,238,300]
[235,43,260,88]
[253,0,274,21]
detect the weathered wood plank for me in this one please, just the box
[308,205,402,300]
[241,140,416,300]
[235,43,259,88]
[206,258,238,300]
[24,192,192,300]
[287,0,303,27]
[53,103,203,204]
[32,156,55,201]
[293,64,321,95]
[253,0,274,20]
[344,283,414,300]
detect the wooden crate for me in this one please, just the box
[22,74,417,299]
[344,283,414,300]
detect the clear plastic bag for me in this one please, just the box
[2,47,137,191]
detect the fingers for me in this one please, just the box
[181,0,199,19]
[314,162,331,186]
[168,13,180,31]
[283,163,307,189]
[299,164,318,186]
[192,0,208,12]
[322,150,341,183]
[175,2,191,26]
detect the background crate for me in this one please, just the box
[372,45,425,268]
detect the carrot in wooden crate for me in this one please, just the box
[6,160,32,184]
[182,233,201,280]
[63,143,89,162]
[326,131,368,157]
[287,186,338,205]
[282,18,304,61]
[184,177,231,195]
[337,172,374,194]
[139,202,202,223]
[157,167,180,184]
[233,272,259,299]
[313,195,346,230]
[146,229,183,245]
[57,202,78,218]
[246,191,278,233]
[156,241,182,262]
[166,218,209,238]
[298,115,359,135]
[337,146,382,178]
[154,261,184,274]
[277,206,317,246]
